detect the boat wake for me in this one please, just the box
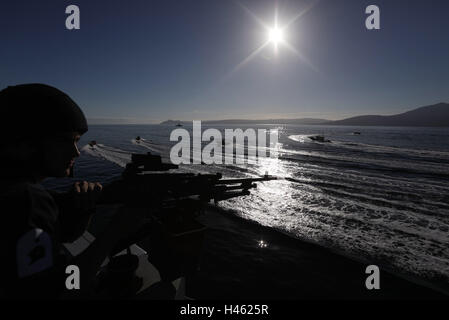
[81,143,131,168]
[77,129,449,294]
[131,137,171,159]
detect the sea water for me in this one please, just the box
[43,124,449,292]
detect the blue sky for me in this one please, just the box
[1,0,448,123]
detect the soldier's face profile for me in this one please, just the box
[42,132,81,177]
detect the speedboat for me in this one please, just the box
[309,135,331,143]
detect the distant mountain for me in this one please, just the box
[206,118,328,125]
[88,117,154,125]
[327,103,449,127]
[160,103,449,127]
[160,120,186,125]
[160,118,328,125]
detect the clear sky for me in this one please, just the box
[1,0,449,123]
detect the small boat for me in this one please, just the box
[175,123,183,127]
[309,135,331,143]
[352,132,361,135]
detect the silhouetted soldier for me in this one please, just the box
[0,84,145,298]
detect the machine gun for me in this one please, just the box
[96,152,276,284]
[99,152,276,210]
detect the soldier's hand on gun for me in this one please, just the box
[72,181,103,212]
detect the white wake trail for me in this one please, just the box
[81,144,131,168]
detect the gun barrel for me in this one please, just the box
[215,175,277,185]
[216,183,257,191]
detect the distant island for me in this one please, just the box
[160,118,327,126]
[161,102,449,127]
[326,102,449,127]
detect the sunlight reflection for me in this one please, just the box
[258,240,268,248]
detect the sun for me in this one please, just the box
[224,2,319,78]
[268,27,284,46]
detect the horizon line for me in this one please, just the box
[87,101,448,125]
